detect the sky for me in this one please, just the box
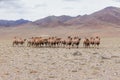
[0,0,120,21]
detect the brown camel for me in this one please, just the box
[89,37,95,48]
[94,36,100,48]
[83,38,90,48]
[72,37,81,48]
[65,36,72,49]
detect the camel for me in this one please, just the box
[28,37,36,47]
[83,38,90,48]
[65,36,72,49]
[54,37,62,48]
[27,37,34,47]
[41,38,48,47]
[33,37,43,47]
[13,37,26,46]
[89,37,95,48]
[27,37,40,47]
[72,37,81,48]
[47,37,56,48]
[47,37,53,47]
[94,36,100,48]
[13,37,18,46]
[60,38,66,48]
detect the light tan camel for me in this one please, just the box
[13,37,26,46]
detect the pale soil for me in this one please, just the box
[0,26,120,40]
[0,38,120,80]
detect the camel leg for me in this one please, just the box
[69,45,71,49]
[97,44,100,49]
[77,45,79,48]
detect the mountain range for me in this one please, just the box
[0,6,120,28]
[0,19,31,27]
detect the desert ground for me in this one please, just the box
[0,26,120,80]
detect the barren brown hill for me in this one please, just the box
[34,15,73,27]
[91,6,120,25]
[65,6,120,28]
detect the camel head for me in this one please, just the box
[24,39,27,41]
[68,36,71,38]
[74,37,77,39]
[96,36,99,38]
[79,38,81,41]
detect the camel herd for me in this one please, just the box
[12,36,100,49]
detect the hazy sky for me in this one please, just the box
[0,0,120,21]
